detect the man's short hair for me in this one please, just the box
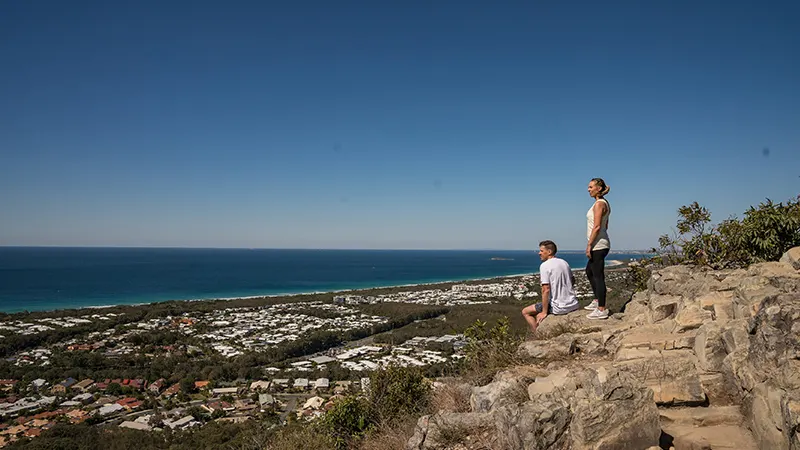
[539,240,557,255]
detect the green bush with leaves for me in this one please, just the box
[652,196,800,270]
[320,396,374,449]
[368,365,431,423]
[313,365,431,449]
[462,317,524,383]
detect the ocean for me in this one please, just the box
[0,247,645,313]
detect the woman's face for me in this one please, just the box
[588,181,602,198]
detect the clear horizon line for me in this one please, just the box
[0,245,652,252]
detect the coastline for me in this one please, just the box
[0,259,631,316]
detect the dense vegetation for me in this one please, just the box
[629,195,800,289]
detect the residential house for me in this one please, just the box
[309,355,336,364]
[71,393,93,404]
[164,415,198,430]
[212,387,238,396]
[148,378,165,394]
[271,379,289,391]
[302,396,324,410]
[258,394,275,410]
[2,424,27,436]
[66,409,88,424]
[162,383,181,398]
[24,428,42,437]
[51,378,77,395]
[26,419,49,428]
[119,421,150,431]
[0,380,18,392]
[194,380,210,391]
[116,397,142,411]
[71,379,94,392]
[293,378,309,390]
[234,399,257,413]
[220,401,235,412]
[96,403,125,416]
[249,380,270,392]
[314,378,330,390]
[200,403,218,415]
[93,396,117,405]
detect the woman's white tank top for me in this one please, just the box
[587,198,610,250]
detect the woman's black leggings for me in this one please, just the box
[586,248,610,307]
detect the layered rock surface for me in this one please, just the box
[408,247,800,450]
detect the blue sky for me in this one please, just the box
[1,1,798,250]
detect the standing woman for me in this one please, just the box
[584,178,611,319]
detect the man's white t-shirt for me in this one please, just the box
[540,257,579,314]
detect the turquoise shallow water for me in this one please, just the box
[0,248,643,313]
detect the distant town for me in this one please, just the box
[0,269,630,447]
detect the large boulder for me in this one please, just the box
[747,294,800,385]
[697,290,735,323]
[493,396,573,450]
[613,349,707,406]
[406,412,496,450]
[517,334,576,360]
[748,261,800,279]
[647,294,681,323]
[733,276,781,319]
[720,319,750,355]
[527,368,577,400]
[780,392,800,449]
[470,378,524,413]
[694,322,727,372]
[744,382,791,450]
[569,367,661,450]
[780,246,800,271]
[673,304,713,333]
[648,265,694,296]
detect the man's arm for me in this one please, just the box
[539,284,550,321]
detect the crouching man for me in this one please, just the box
[522,240,579,333]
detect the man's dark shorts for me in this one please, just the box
[533,303,550,314]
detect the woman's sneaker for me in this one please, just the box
[587,308,609,320]
[584,299,598,310]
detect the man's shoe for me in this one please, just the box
[587,308,609,320]
[584,299,598,310]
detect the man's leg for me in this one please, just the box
[522,303,543,333]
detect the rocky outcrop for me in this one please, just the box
[568,367,661,450]
[408,247,800,450]
[409,366,659,450]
